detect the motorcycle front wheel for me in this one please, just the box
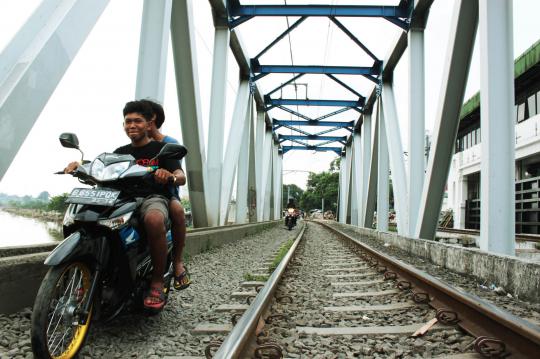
[31,261,93,359]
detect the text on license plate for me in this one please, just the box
[67,188,120,205]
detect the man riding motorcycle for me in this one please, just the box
[64,100,185,310]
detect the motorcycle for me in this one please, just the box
[31,133,187,359]
[284,208,297,230]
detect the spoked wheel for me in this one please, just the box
[31,261,93,359]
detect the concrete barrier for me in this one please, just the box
[0,221,279,314]
[327,221,540,303]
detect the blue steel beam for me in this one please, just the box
[276,124,312,137]
[251,62,379,76]
[276,105,313,121]
[325,74,365,99]
[279,134,347,142]
[228,3,409,19]
[273,119,354,128]
[282,145,343,155]
[267,98,364,108]
[266,74,305,97]
[383,16,409,30]
[313,107,354,121]
[315,127,345,136]
[329,17,380,63]
[229,15,254,28]
[253,17,307,57]
[362,74,380,85]
[288,138,310,147]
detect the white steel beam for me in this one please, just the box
[377,101,389,232]
[206,26,230,226]
[219,80,250,225]
[351,133,362,226]
[277,152,283,219]
[345,144,354,224]
[171,0,209,227]
[415,0,478,239]
[255,112,267,220]
[0,0,109,181]
[272,142,281,220]
[407,26,425,235]
[135,0,172,102]
[479,0,515,255]
[381,84,408,234]
[338,153,348,223]
[247,101,258,222]
[363,109,378,228]
[235,95,253,224]
[262,132,273,220]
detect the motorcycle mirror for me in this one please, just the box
[155,143,188,161]
[59,132,85,162]
[59,133,80,149]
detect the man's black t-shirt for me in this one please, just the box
[114,141,181,199]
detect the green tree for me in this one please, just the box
[299,170,339,213]
[47,193,69,213]
[282,184,304,208]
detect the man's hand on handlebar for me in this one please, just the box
[154,168,174,185]
[64,162,80,174]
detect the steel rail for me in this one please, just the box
[438,227,540,243]
[213,223,306,358]
[317,221,540,358]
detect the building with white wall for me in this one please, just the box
[447,39,540,233]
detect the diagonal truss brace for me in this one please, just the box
[282,145,342,155]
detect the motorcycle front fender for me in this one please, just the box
[44,232,82,266]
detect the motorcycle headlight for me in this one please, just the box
[90,160,130,181]
[98,211,133,230]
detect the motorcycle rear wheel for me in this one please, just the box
[31,261,93,359]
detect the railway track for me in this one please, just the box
[437,227,540,243]
[208,221,540,358]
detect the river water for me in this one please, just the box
[0,210,61,248]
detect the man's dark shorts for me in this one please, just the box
[140,195,170,222]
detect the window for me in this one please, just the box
[528,94,537,118]
[517,103,526,122]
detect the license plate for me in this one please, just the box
[66,188,121,206]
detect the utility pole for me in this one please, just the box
[322,198,325,213]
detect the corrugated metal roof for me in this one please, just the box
[459,38,540,120]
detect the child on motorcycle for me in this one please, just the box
[141,99,190,291]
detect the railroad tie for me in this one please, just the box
[324,302,416,312]
[296,323,452,336]
[191,323,233,335]
[240,281,266,288]
[322,266,370,273]
[215,304,250,312]
[332,289,399,298]
[330,279,385,287]
[325,272,378,279]
[230,291,257,299]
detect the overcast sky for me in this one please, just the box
[1,0,540,197]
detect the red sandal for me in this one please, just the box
[143,287,166,310]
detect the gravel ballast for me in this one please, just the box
[261,222,475,358]
[0,223,301,358]
[326,221,540,326]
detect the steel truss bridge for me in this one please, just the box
[0,0,516,256]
